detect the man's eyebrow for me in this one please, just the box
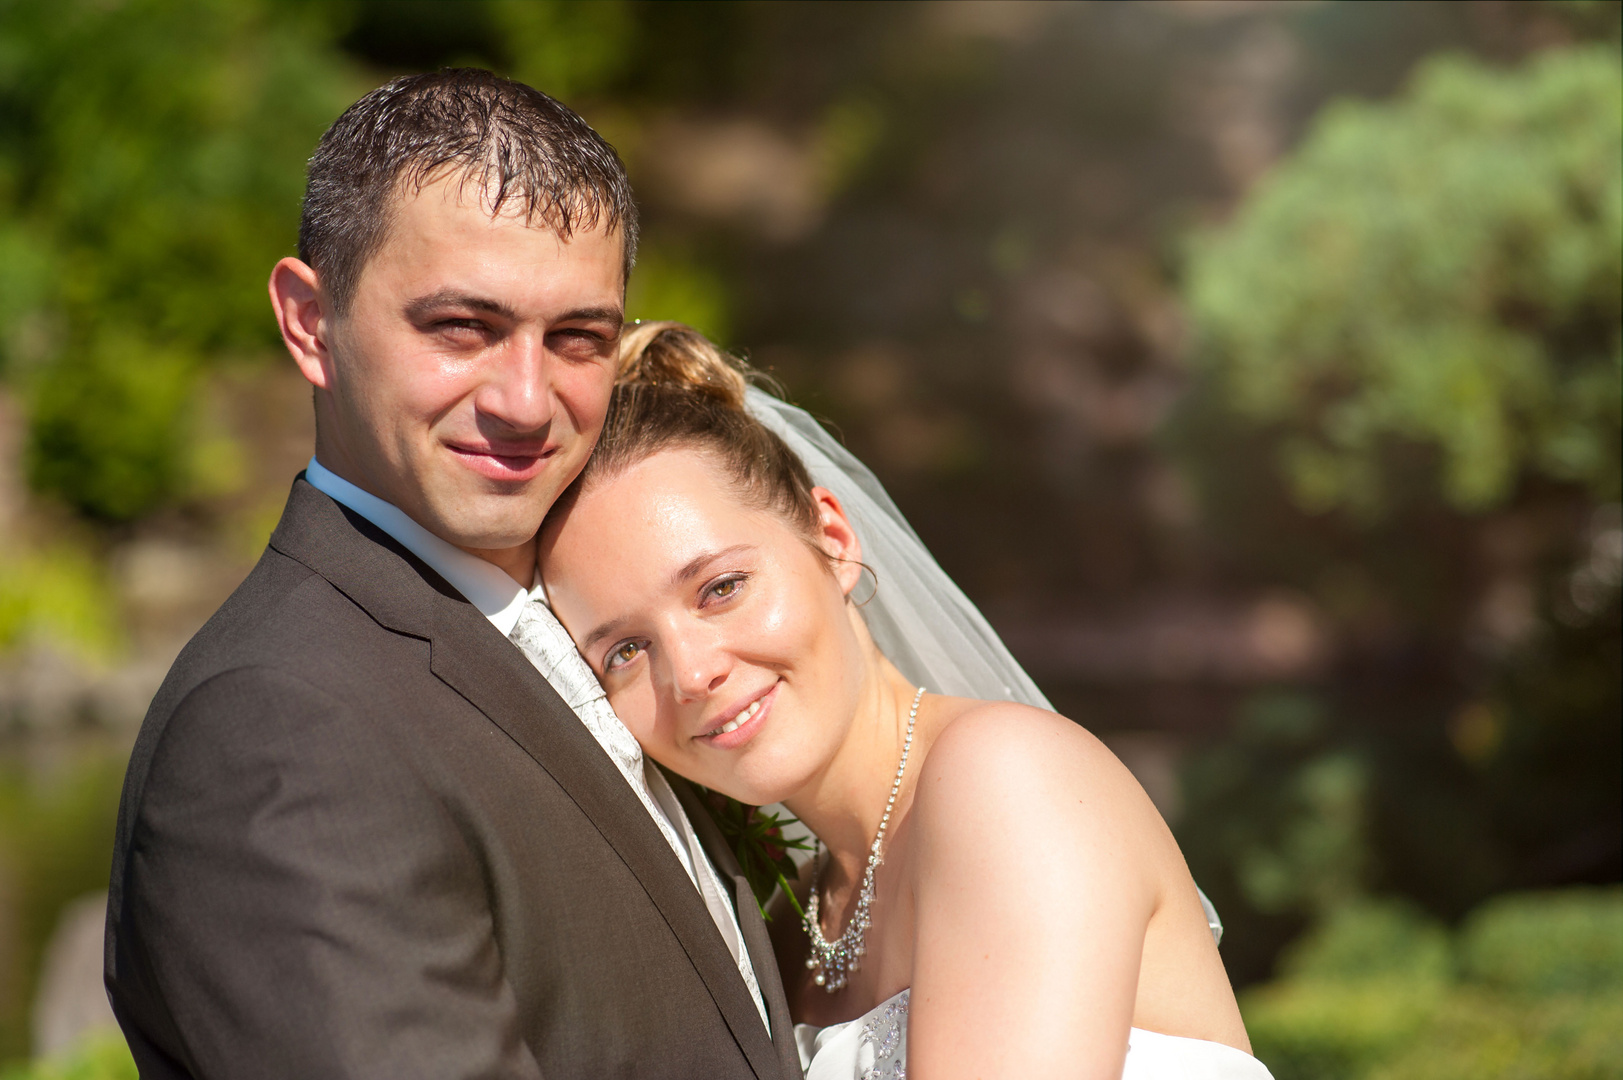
[402,293,624,332]
[403,290,518,322]
[556,306,625,329]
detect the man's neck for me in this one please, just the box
[455,540,538,590]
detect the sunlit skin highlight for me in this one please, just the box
[541,446,1256,1078]
[269,170,625,584]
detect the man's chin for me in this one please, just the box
[441,523,547,557]
[413,500,550,558]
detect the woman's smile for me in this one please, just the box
[697,678,781,749]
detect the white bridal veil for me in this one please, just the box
[746,388,1224,942]
[746,388,1052,710]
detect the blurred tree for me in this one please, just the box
[489,0,635,103]
[0,0,361,520]
[1186,46,1621,517]
[1174,39,1622,980]
[1176,692,1369,973]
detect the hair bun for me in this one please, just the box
[616,321,749,409]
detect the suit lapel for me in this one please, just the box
[669,775,803,1080]
[425,612,788,1078]
[270,479,787,1079]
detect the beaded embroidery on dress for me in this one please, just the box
[796,991,909,1080]
[795,989,1276,1080]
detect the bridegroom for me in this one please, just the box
[105,70,800,1079]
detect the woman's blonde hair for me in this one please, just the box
[564,321,820,536]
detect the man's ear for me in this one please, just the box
[810,487,865,597]
[268,257,335,391]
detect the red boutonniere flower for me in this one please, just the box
[700,790,815,922]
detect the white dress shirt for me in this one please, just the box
[304,458,770,1030]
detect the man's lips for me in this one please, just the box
[699,681,780,751]
[447,443,558,481]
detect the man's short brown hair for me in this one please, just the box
[298,68,638,316]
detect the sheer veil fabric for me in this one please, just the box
[744,388,1224,942]
[746,387,1052,709]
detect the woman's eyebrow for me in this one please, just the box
[581,615,628,654]
[667,545,753,590]
[579,544,755,653]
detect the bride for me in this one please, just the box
[539,322,1273,1079]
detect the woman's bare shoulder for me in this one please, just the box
[903,698,1169,1068]
[917,699,1136,807]
[908,698,1170,885]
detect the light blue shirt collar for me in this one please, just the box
[304,457,536,636]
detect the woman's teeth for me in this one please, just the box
[709,699,762,737]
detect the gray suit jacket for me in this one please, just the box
[105,477,801,1079]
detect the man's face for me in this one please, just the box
[318,173,623,565]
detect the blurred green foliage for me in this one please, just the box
[1179,596,1621,982]
[0,546,115,658]
[1244,887,1623,1080]
[1181,693,1369,921]
[0,1032,135,1080]
[1173,36,1623,987]
[25,342,196,525]
[0,0,360,520]
[0,0,745,522]
[1188,46,1622,517]
[0,752,126,1060]
[488,0,635,102]
[625,245,734,346]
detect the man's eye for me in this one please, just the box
[551,327,617,356]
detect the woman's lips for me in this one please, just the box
[448,443,557,482]
[699,681,780,751]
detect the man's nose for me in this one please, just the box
[476,331,557,433]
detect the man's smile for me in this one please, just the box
[445,440,560,482]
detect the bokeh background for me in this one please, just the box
[0,1,1618,1076]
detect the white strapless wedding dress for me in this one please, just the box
[795,989,1274,1080]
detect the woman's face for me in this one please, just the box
[539,448,867,805]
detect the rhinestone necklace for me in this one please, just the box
[802,685,925,993]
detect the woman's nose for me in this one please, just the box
[665,632,732,703]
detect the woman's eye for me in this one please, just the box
[704,575,746,604]
[605,640,644,671]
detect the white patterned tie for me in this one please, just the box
[508,594,645,781]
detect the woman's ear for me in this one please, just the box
[810,487,864,596]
